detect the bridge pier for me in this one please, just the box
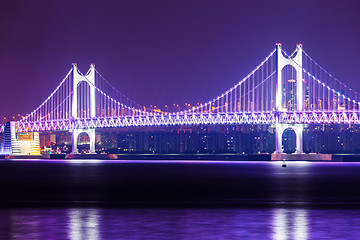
[275,124,304,154]
[71,129,96,154]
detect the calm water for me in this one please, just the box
[0,207,360,239]
[1,159,360,239]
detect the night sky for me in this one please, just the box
[1,0,360,121]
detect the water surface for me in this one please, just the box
[0,160,360,239]
[0,207,359,239]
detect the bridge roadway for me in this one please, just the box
[13,110,360,133]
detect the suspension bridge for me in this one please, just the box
[1,43,360,155]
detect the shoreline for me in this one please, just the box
[1,153,360,161]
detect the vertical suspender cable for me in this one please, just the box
[313,70,316,110]
[247,78,250,111]
[226,93,228,113]
[270,55,273,110]
[252,74,254,111]
[235,85,237,112]
[239,83,242,111]
[262,64,265,111]
[230,91,232,112]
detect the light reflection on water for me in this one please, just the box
[0,207,359,239]
[272,209,308,240]
[69,209,99,240]
[2,160,360,239]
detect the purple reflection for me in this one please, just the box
[273,208,308,240]
[68,208,99,240]
[0,208,359,239]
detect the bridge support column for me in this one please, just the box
[71,63,96,154]
[295,125,304,154]
[71,129,96,154]
[88,129,96,154]
[275,43,304,155]
[275,124,304,154]
[71,130,78,154]
[275,122,282,154]
[72,63,96,119]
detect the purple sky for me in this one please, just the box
[1,0,360,120]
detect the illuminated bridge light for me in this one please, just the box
[1,44,359,156]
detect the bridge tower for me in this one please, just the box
[71,63,96,154]
[275,43,304,154]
